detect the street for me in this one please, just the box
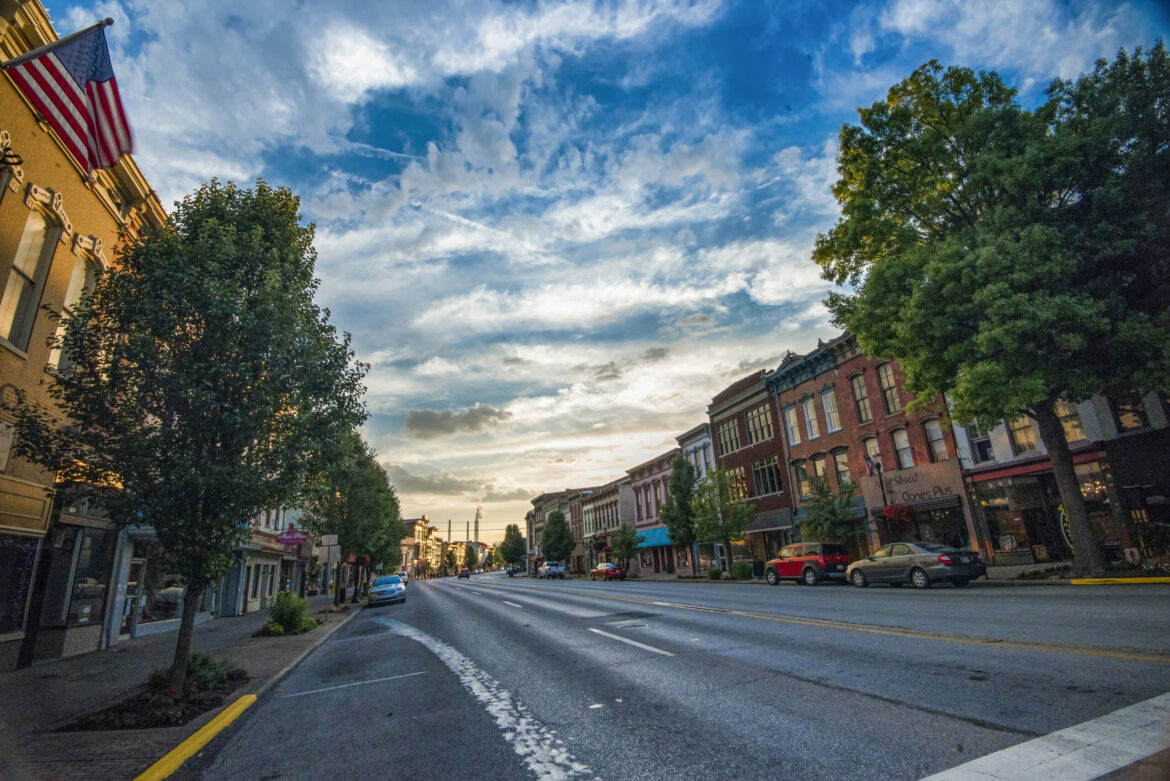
[180,575,1170,780]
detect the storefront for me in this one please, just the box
[635,526,676,575]
[861,459,980,554]
[0,471,53,670]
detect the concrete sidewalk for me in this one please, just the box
[0,593,363,780]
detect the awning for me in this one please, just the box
[636,526,672,548]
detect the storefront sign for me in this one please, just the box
[277,528,307,546]
[881,470,956,504]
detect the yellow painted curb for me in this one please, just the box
[133,693,257,781]
[1071,577,1170,585]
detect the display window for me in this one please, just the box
[0,533,39,635]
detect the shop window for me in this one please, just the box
[744,404,774,444]
[46,255,97,372]
[717,419,740,455]
[728,466,748,501]
[877,363,901,415]
[802,397,821,439]
[822,389,841,432]
[0,533,39,635]
[850,373,873,424]
[1055,400,1086,442]
[751,456,783,496]
[966,419,995,464]
[1008,415,1038,454]
[892,429,914,468]
[793,461,812,500]
[832,449,852,490]
[0,210,58,351]
[923,419,948,462]
[68,527,116,627]
[1111,390,1149,432]
[783,406,801,446]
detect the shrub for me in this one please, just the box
[731,562,753,580]
[263,621,284,636]
[708,567,722,580]
[269,590,308,633]
[297,616,318,633]
[149,651,236,693]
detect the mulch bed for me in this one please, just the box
[56,668,250,731]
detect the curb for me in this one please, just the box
[1071,577,1170,586]
[251,603,364,698]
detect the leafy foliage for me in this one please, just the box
[659,453,699,572]
[693,469,756,570]
[498,523,527,566]
[464,544,479,571]
[801,477,866,551]
[541,509,574,563]
[730,562,754,581]
[609,524,645,569]
[268,590,309,633]
[445,549,457,572]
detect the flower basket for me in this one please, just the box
[883,504,918,526]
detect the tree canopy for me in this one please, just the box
[609,524,644,570]
[541,509,574,563]
[659,453,699,574]
[464,544,479,570]
[813,48,1170,574]
[800,477,867,556]
[498,523,527,567]
[692,468,755,571]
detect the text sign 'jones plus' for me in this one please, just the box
[277,528,308,546]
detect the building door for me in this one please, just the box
[241,566,251,614]
[119,558,145,636]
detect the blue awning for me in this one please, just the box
[636,526,673,548]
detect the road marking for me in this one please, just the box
[502,600,524,608]
[467,589,482,595]
[133,694,256,781]
[377,618,593,779]
[920,691,1170,780]
[552,589,1170,664]
[283,671,428,698]
[587,627,674,656]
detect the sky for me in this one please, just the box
[44,0,1170,543]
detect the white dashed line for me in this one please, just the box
[283,671,427,697]
[587,627,674,656]
[502,600,524,608]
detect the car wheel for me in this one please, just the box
[803,568,819,586]
[911,568,932,589]
[952,577,971,588]
[766,569,779,586]
[851,570,867,588]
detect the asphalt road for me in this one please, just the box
[183,575,1170,780]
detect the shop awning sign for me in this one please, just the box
[277,528,308,546]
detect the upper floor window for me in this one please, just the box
[751,456,783,496]
[47,255,97,372]
[652,481,661,513]
[793,461,812,500]
[811,454,828,482]
[862,437,881,472]
[1055,399,1086,442]
[877,363,901,415]
[1008,415,1038,454]
[728,466,749,501]
[966,419,995,464]
[784,406,801,446]
[822,389,841,432]
[832,449,852,490]
[1111,391,1149,432]
[0,210,58,351]
[923,419,948,462]
[717,419,741,456]
[802,397,821,439]
[850,373,873,424]
[635,492,642,521]
[744,404,774,445]
[891,428,914,468]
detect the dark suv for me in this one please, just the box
[765,542,851,586]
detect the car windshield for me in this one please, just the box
[372,576,401,586]
[912,543,953,553]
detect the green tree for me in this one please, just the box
[445,549,457,574]
[659,453,699,575]
[814,50,1170,575]
[609,524,645,571]
[693,469,756,572]
[498,523,527,567]
[800,477,867,557]
[13,180,366,686]
[541,509,574,563]
[464,544,479,571]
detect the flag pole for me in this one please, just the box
[0,18,114,71]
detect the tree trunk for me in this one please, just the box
[1033,401,1108,577]
[722,537,733,572]
[167,583,204,693]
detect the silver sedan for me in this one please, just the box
[846,542,986,589]
[367,575,406,606]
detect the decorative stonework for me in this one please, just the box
[24,182,73,240]
[0,129,27,194]
[71,232,107,266]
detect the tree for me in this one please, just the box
[444,549,457,574]
[813,50,1170,576]
[541,509,574,563]
[693,469,756,571]
[13,180,366,686]
[498,523,527,567]
[659,453,699,575]
[800,477,867,557]
[609,524,645,571]
[464,543,479,571]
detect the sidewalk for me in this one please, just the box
[0,593,362,780]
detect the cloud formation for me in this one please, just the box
[403,404,513,439]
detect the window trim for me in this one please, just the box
[922,418,948,463]
[831,448,852,491]
[849,372,873,424]
[792,460,812,500]
[821,388,841,432]
[1006,415,1038,455]
[783,405,801,446]
[891,428,914,469]
[876,362,901,415]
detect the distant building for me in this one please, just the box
[627,448,679,575]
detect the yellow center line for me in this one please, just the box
[556,588,1170,664]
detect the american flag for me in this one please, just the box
[3,21,133,175]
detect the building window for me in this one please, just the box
[744,404,774,444]
[728,466,749,501]
[832,450,852,490]
[863,437,881,473]
[802,397,821,439]
[923,419,948,462]
[46,255,97,372]
[850,373,873,424]
[793,461,812,500]
[892,429,914,468]
[966,419,995,464]
[877,363,901,415]
[0,210,57,351]
[812,455,828,483]
[1008,415,1038,454]
[652,481,661,514]
[717,419,741,456]
[752,456,783,496]
[822,389,841,432]
[1111,391,1149,432]
[635,492,642,521]
[784,406,801,446]
[0,533,40,635]
[1056,400,1086,442]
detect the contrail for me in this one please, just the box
[336,139,425,162]
[409,202,559,266]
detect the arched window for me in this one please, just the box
[47,254,97,371]
[0,210,58,351]
[923,419,948,462]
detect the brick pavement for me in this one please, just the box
[0,594,362,780]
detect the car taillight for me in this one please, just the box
[818,558,826,567]
[938,553,954,565]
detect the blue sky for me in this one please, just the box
[46,0,1170,541]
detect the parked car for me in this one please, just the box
[397,570,410,584]
[846,542,986,589]
[591,563,626,581]
[367,575,406,606]
[764,542,851,586]
[458,567,471,579]
[538,561,566,579]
